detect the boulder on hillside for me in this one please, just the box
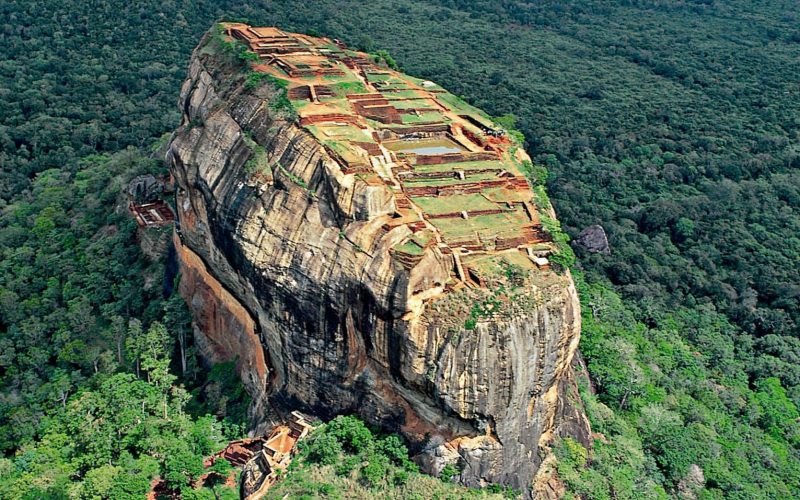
[575,224,610,254]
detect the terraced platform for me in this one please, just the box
[224,23,555,287]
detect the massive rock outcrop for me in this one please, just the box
[168,25,588,496]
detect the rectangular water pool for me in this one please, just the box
[385,137,465,155]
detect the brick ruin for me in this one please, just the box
[238,412,313,499]
[127,174,175,228]
[146,412,314,499]
[223,23,557,288]
[348,93,403,124]
[129,200,174,228]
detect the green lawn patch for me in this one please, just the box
[390,98,438,110]
[437,92,493,121]
[411,194,498,215]
[410,160,506,174]
[433,210,530,241]
[330,80,368,96]
[394,240,424,256]
[366,72,392,83]
[402,172,500,187]
[383,89,427,99]
[401,111,447,124]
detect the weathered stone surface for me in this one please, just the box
[575,224,610,254]
[168,31,588,496]
[128,174,164,203]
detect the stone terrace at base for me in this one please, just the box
[224,23,556,288]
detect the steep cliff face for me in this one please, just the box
[168,27,588,495]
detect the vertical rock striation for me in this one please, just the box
[168,27,588,495]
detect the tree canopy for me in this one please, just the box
[1,0,798,497]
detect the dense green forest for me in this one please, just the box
[265,415,513,499]
[1,0,798,498]
[0,150,249,497]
